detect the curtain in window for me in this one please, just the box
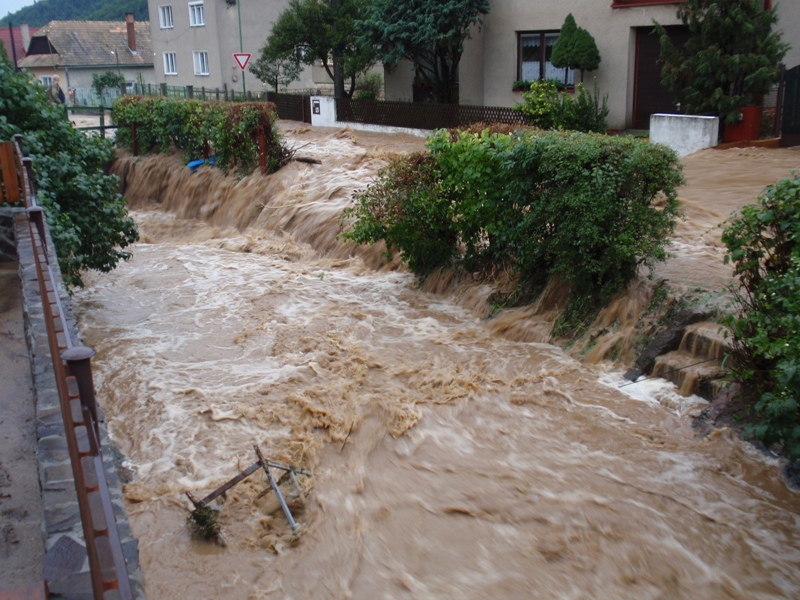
[544,33,574,85]
[520,34,541,81]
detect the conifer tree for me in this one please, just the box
[550,13,577,71]
[570,27,601,82]
[551,14,600,84]
[655,0,787,124]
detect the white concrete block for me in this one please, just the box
[649,113,719,157]
[308,95,431,138]
[310,96,337,127]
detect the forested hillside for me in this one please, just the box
[1,0,148,27]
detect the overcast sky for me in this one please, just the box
[3,0,37,18]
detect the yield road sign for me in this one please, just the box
[233,53,251,70]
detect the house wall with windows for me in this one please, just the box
[386,0,796,130]
[391,1,682,130]
[776,0,799,68]
[147,0,324,93]
[18,18,155,95]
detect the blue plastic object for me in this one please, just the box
[187,159,205,173]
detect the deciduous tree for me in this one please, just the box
[92,71,125,101]
[358,0,490,104]
[0,52,137,287]
[264,0,375,98]
[250,49,302,93]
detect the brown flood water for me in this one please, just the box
[74,126,800,599]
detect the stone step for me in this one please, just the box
[678,321,732,361]
[652,349,726,397]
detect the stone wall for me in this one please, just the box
[13,209,146,598]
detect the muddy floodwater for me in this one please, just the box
[74,127,800,599]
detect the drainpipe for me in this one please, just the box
[8,22,19,70]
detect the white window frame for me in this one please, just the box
[164,52,178,75]
[193,51,209,76]
[189,1,205,27]
[39,75,53,87]
[159,5,174,29]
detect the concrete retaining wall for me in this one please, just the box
[11,208,146,599]
[650,114,719,157]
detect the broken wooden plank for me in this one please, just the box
[197,461,262,507]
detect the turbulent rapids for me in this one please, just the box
[73,124,800,599]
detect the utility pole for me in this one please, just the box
[237,0,246,97]
[331,0,345,98]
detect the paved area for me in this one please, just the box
[0,208,145,598]
[0,258,46,590]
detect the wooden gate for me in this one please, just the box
[781,65,800,147]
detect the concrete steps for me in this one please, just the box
[652,322,731,397]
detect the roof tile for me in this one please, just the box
[18,20,153,69]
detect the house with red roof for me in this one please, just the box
[0,23,38,67]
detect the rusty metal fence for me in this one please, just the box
[335,98,528,130]
[9,134,134,600]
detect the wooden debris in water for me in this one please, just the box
[184,445,311,545]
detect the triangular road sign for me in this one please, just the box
[233,53,251,70]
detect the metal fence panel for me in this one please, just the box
[336,98,528,130]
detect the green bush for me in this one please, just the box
[722,172,800,457]
[353,89,376,100]
[516,80,608,133]
[112,96,283,175]
[341,152,456,274]
[92,71,125,99]
[355,71,383,98]
[0,52,137,288]
[342,128,683,310]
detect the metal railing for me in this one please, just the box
[10,134,134,600]
[69,106,118,138]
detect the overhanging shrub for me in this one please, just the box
[342,128,683,311]
[722,172,800,457]
[0,50,137,288]
[112,96,283,175]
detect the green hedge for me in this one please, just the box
[343,129,683,312]
[111,96,283,175]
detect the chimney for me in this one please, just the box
[125,13,136,52]
[20,23,30,54]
